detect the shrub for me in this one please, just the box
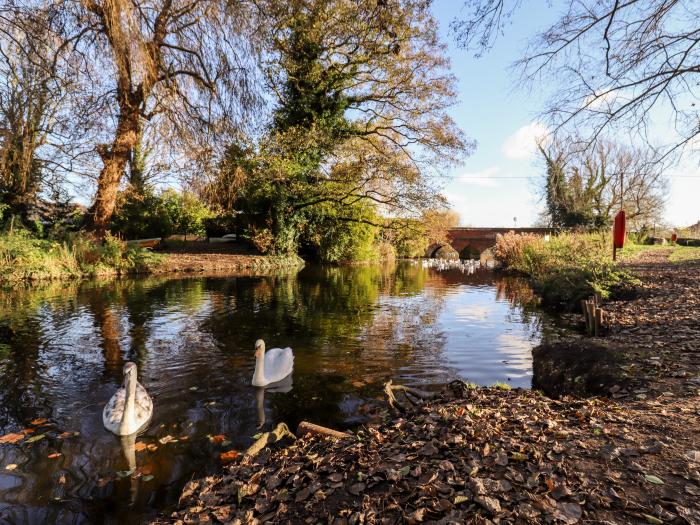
[110,188,213,240]
[0,230,162,282]
[494,231,638,309]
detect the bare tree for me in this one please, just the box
[453,0,700,158]
[539,139,668,229]
[0,8,78,217]
[23,0,261,235]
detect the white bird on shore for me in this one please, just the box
[103,362,153,436]
[252,339,294,387]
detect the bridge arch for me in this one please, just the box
[425,243,459,259]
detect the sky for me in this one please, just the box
[431,1,700,228]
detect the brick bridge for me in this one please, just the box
[426,227,556,258]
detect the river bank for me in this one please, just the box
[0,233,304,283]
[157,250,700,524]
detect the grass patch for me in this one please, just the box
[494,231,639,310]
[0,230,163,282]
[669,246,700,263]
[491,382,512,390]
[618,243,667,261]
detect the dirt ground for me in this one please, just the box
[151,241,303,274]
[155,250,700,525]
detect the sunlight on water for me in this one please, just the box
[0,262,553,523]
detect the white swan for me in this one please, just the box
[103,362,153,436]
[252,339,294,387]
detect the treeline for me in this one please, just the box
[0,0,469,262]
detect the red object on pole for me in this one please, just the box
[671,233,678,243]
[613,210,626,249]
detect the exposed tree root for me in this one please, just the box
[383,379,437,412]
[243,422,296,459]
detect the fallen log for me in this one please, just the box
[297,421,351,440]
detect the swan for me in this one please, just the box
[252,339,294,387]
[103,362,153,436]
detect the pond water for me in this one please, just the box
[0,262,553,523]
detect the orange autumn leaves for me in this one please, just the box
[0,418,55,444]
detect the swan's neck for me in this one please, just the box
[119,372,137,434]
[252,353,265,386]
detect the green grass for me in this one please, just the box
[618,243,667,261]
[0,230,163,282]
[491,382,512,390]
[669,246,700,263]
[619,243,700,264]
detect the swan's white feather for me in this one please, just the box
[257,347,294,386]
[102,382,153,435]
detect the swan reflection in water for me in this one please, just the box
[255,374,293,429]
[119,433,140,507]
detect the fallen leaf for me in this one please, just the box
[142,475,154,482]
[58,474,66,484]
[30,418,48,426]
[454,494,470,505]
[644,474,664,485]
[24,434,45,444]
[510,451,528,461]
[158,435,176,445]
[134,442,147,452]
[47,453,61,459]
[643,515,663,524]
[209,434,226,444]
[0,433,24,444]
[5,464,17,471]
[58,431,77,439]
[220,450,239,463]
[147,444,158,452]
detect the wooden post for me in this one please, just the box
[586,300,596,336]
[594,307,603,337]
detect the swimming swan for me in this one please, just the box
[103,362,153,436]
[252,339,294,387]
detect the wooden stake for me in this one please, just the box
[586,300,596,336]
[594,307,603,337]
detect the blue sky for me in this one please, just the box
[431,0,699,228]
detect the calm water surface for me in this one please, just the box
[0,262,551,523]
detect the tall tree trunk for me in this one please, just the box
[89,106,141,235]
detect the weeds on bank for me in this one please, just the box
[0,230,162,282]
[494,231,638,309]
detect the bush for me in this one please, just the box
[494,231,638,309]
[110,188,213,240]
[0,230,162,282]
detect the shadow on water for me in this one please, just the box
[0,262,553,523]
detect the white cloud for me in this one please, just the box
[501,122,549,159]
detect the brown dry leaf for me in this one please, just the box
[147,444,158,452]
[5,464,18,471]
[0,433,24,444]
[220,450,239,463]
[47,453,61,459]
[209,434,226,444]
[134,442,147,452]
[30,418,48,426]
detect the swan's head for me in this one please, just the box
[254,339,265,358]
[123,361,137,379]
